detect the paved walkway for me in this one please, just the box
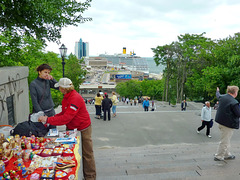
[86,101,240,179]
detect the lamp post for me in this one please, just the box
[140,90,142,103]
[59,44,67,77]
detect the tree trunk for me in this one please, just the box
[165,77,169,102]
[176,79,179,103]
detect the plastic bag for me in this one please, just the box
[30,111,44,122]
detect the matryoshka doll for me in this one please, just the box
[0,160,5,174]
[0,133,5,148]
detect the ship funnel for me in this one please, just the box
[123,47,126,54]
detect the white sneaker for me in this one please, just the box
[208,135,212,138]
[196,130,200,134]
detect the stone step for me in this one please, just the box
[94,142,240,179]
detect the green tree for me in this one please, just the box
[0,0,92,111]
[152,33,215,103]
[152,43,176,101]
[65,54,87,93]
[0,0,92,43]
[141,79,164,100]
[116,79,164,100]
[116,80,141,99]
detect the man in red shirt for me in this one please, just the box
[39,77,96,180]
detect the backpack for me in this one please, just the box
[10,121,48,137]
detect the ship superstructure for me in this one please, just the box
[99,47,149,73]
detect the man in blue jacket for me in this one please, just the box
[214,86,240,161]
[143,98,150,111]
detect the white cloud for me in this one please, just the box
[45,0,240,57]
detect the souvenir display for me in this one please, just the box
[59,129,77,138]
[0,133,5,148]
[40,168,55,179]
[0,160,5,174]
[55,170,68,180]
[30,173,40,180]
[2,157,9,166]
[0,131,78,179]
[62,148,74,157]
[0,149,3,160]
[52,147,63,156]
[41,149,53,157]
[55,157,76,170]
[30,155,58,168]
[33,149,43,156]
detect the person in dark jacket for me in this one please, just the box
[102,94,112,121]
[30,64,58,116]
[30,64,58,129]
[181,100,187,111]
[214,86,240,161]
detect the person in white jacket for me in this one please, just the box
[197,101,212,138]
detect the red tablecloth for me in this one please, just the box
[3,137,81,179]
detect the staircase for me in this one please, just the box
[94,142,240,180]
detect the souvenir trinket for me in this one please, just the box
[41,168,55,179]
[0,160,5,174]
[30,173,40,180]
[55,170,68,180]
[41,149,53,157]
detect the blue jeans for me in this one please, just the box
[112,105,116,114]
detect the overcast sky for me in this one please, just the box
[45,0,240,57]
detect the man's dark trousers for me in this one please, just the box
[103,108,111,121]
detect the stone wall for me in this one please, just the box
[0,66,29,125]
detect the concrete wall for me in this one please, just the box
[0,66,29,125]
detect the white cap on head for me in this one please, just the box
[54,78,72,88]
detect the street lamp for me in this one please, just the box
[140,90,142,103]
[59,44,67,77]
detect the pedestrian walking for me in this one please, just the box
[142,98,150,111]
[181,100,187,111]
[197,101,212,138]
[126,97,129,105]
[214,86,240,161]
[151,100,156,111]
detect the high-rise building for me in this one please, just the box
[74,38,89,59]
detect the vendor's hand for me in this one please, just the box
[38,116,48,123]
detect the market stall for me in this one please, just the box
[0,130,81,180]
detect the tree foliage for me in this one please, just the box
[0,0,92,43]
[116,79,164,100]
[65,54,87,93]
[0,0,91,110]
[152,32,240,103]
